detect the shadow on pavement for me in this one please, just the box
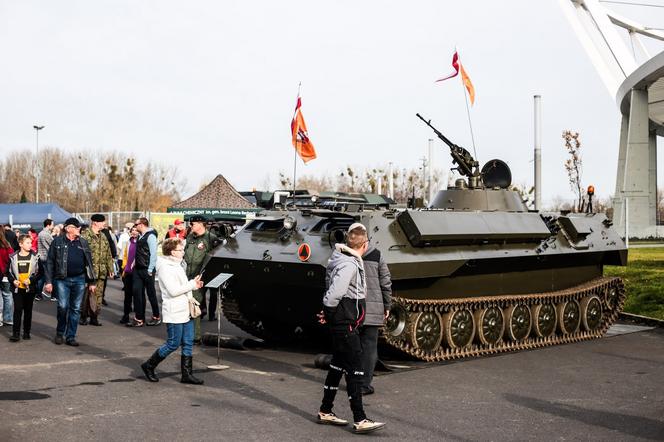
[504,393,664,441]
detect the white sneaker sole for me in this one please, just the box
[317,417,348,426]
[353,423,385,434]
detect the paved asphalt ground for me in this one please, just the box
[1,279,663,441]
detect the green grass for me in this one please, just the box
[605,247,664,320]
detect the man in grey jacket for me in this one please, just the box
[360,244,392,395]
[316,223,385,435]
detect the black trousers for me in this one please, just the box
[359,325,380,388]
[12,289,35,336]
[132,269,159,321]
[320,327,366,422]
[122,273,134,319]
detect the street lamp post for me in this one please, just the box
[33,125,45,203]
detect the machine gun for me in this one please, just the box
[416,113,481,187]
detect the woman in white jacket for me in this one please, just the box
[140,238,204,384]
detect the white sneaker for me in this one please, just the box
[317,411,348,426]
[353,419,385,434]
[5,321,12,326]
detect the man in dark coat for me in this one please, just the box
[44,218,96,346]
[359,243,392,395]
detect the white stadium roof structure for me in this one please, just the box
[560,0,664,237]
[617,52,664,136]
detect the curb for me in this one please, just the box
[619,312,664,328]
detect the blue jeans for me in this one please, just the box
[54,275,86,341]
[158,320,194,357]
[0,281,13,324]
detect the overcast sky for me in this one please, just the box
[1,0,663,206]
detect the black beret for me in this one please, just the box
[64,217,81,228]
[91,214,106,222]
[188,215,208,223]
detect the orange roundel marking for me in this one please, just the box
[298,243,311,262]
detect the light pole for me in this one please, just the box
[33,125,45,203]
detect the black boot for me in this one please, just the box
[180,355,204,385]
[140,350,166,382]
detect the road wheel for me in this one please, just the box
[473,307,504,345]
[411,311,443,352]
[385,304,407,338]
[581,296,602,331]
[504,304,532,341]
[532,303,557,338]
[444,308,475,349]
[557,300,581,334]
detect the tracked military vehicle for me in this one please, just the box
[204,114,627,361]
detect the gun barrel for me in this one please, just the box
[415,113,478,179]
[415,113,455,148]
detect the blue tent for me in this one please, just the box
[0,203,73,231]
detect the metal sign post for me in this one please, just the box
[205,273,234,370]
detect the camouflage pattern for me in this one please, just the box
[81,279,105,318]
[184,230,219,340]
[184,230,219,279]
[81,229,114,321]
[82,229,115,278]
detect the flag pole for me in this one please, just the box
[292,141,297,205]
[457,51,478,160]
[292,82,301,205]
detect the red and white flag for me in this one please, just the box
[436,51,460,83]
[436,50,476,106]
[291,96,317,163]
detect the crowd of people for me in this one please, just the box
[0,216,392,434]
[1,215,219,362]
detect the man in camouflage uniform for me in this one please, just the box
[184,215,219,343]
[81,214,115,326]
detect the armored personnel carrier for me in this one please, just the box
[204,114,627,361]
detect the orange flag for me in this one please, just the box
[436,50,476,106]
[291,97,317,163]
[460,64,475,105]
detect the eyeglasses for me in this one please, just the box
[173,248,185,252]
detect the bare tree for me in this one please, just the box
[562,130,583,212]
[0,147,183,212]
[278,171,291,189]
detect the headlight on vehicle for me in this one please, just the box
[283,216,297,230]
